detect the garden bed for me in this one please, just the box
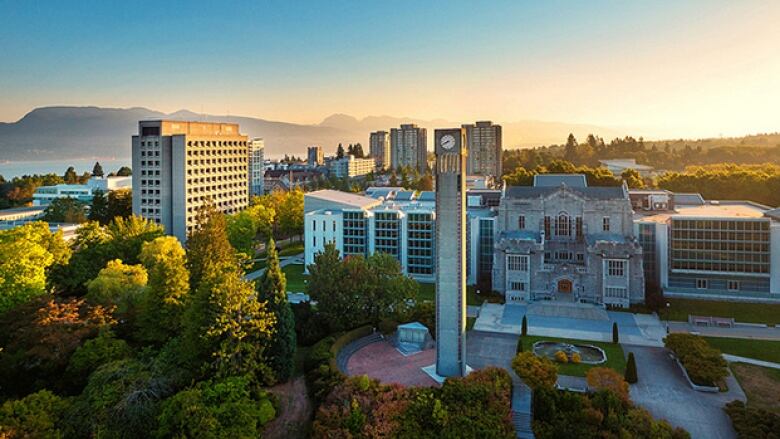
[519,335,625,377]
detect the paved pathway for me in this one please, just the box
[626,345,744,439]
[668,321,780,341]
[244,253,303,281]
[723,354,780,370]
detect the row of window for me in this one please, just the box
[696,279,740,291]
[607,259,626,277]
[139,150,160,157]
[604,287,628,298]
[186,140,247,147]
[672,219,769,231]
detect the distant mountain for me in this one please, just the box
[0,106,630,162]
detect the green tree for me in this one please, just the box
[621,168,645,189]
[183,206,276,381]
[0,223,57,313]
[511,351,558,390]
[86,259,148,315]
[563,133,579,162]
[116,166,132,176]
[258,238,297,382]
[612,322,619,344]
[363,252,418,325]
[64,166,78,184]
[625,352,638,384]
[278,189,304,239]
[92,161,104,177]
[521,315,528,336]
[137,236,190,345]
[66,331,132,386]
[43,197,87,223]
[0,390,70,438]
[306,243,355,331]
[156,376,276,438]
[226,209,259,257]
[88,189,109,223]
[336,143,345,159]
[106,188,132,221]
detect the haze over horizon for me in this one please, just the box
[2,0,779,139]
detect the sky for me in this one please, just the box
[1,0,779,139]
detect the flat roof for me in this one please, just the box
[636,202,770,223]
[304,189,380,209]
[0,206,46,219]
[533,174,588,188]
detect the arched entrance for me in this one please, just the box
[557,279,573,294]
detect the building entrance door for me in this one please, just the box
[557,279,573,293]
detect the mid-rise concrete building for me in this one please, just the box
[328,155,375,178]
[369,130,391,170]
[307,146,324,167]
[462,121,502,177]
[131,120,249,242]
[248,138,265,197]
[32,176,131,206]
[390,124,428,172]
[633,190,780,301]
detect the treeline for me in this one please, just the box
[503,133,780,172]
[657,164,780,208]
[0,208,296,437]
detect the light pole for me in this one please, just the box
[665,302,671,334]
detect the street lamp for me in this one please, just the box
[665,302,671,334]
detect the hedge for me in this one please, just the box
[328,325,374,371]
[664,333,727,387]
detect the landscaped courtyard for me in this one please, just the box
[518,335,626,377]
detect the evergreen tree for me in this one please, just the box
[336,143,345,159]
[89,189,109,224]
[116,166,132,176]
[257,238,297,382]
[625,352,638,383]
[353,143,364,158]
[612,322,619,344]
[563,133,578,163]
[347,144,354,156]
[64,166,78,184]
[521,315,528,336]
[92,161,104,178]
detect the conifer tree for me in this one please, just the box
[92,161,104,177]
[258,238,297,382]
[625,352,638,383]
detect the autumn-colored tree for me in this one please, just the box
[511,352,558,390]
[586,367,630,402]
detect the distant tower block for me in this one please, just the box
[434,128,468,377]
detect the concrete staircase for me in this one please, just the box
[511,379,535,438]
[527,301,609,321]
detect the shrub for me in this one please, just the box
[664,333,728,386]
[511,352,557,390]
[377,318,399,335]
[625,352,638,384]
[521,315,528,336]
[612,322,619,344]
[724,400,780,439]
[586,367,630,402]
[303,336,345,404]
[570,352,582,364]
[554,350,569,363]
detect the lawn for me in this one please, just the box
[664,298,780,325]
[730,362,780,414]
[416,282,501,306]
[703,337,780,364]
[519,335,627,377]
[250,242,305,272]
[283,264,308,292]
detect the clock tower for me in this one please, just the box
[434,128,468,377]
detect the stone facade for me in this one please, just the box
[493,178,644,307]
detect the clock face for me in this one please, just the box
[440,134,456,150]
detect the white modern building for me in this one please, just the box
[32,176,131,206]
[328,155,376,178]
[599,159,655,177]
[633,190,780,302]
[249,138,265,197]
[131,120,249,242]
[304,189,497,285]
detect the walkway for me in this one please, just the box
[723,354,780,370]
[668,321,780,341]
[626,345,744,439]
[244,253,303,281]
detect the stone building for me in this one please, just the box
[493,174,645,307]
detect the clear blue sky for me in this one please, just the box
[1,0,778,138]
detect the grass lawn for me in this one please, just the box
[519,335,627,377]
[283,264,308,292]
[703,337,780,364]
[250,242,305,272]
[730,362,780,414]
[665,298,780,326]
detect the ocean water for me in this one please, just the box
[0,158,131,179]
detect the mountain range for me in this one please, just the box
[0,106,629,161]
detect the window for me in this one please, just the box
[556,213,570,236]
[603,217,610,232]
[313,236,317,246]
[727,280,740,291]
[696,279,708,289]
[576,217,583,239]
[507,255,529,272]
[544,216,551,236]
[604,287,627,298]
[510,282,526,291]
[607,259,625,277]
[518,215,525,230]
[576,253,584,262]
[313,221,316,231]
[333,222,336,232]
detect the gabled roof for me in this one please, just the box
[533,174,588,188]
